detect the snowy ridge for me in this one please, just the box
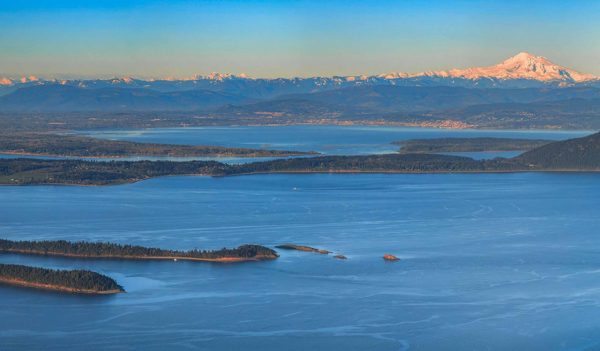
[413,52,596,82]
[1,53,597,92]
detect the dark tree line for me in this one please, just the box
[0,158,232,185]
[226,153,526,175]
[0,239,278,260]
[0,264,123,292]
[395,137,552,153]
[0,132,313,157]
[0,154,532,186]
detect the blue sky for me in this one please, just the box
[1,0,599,78]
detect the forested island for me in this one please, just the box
[0,159,230,185]
[0,154,515,185]
[1,132,599,185]
[0,132,315,158]
[395,137,552,153]
[0,239,279,262]
[229,153,522,174]
[0,264,124,294]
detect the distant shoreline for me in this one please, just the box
[0,131,317,159]
[74,123,597,132]
[0,150,311,159]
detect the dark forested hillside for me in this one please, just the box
[227,153,524,174]
[395,137,552,153]
[517,132,600,169]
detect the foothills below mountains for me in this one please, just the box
[2,53,600,129]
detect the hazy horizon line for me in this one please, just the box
[1,51,597,82]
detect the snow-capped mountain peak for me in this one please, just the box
[402,52,597,83]
[110,77,135,84]
[205,72,251,81]
[0,78,13,86]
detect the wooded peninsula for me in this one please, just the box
[0,263,124,294]
[0,239,279,262]
[0,132,315,158]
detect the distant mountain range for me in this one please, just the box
[2,52,598,96]
[2,52,600,129]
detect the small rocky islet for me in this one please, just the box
[275,244,331,254]
[276,244,353,260]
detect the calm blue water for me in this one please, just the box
[1,126,599,350]
[2,172,600,350]
[79,125,591,156]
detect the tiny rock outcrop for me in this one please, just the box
[383,254,399,261]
